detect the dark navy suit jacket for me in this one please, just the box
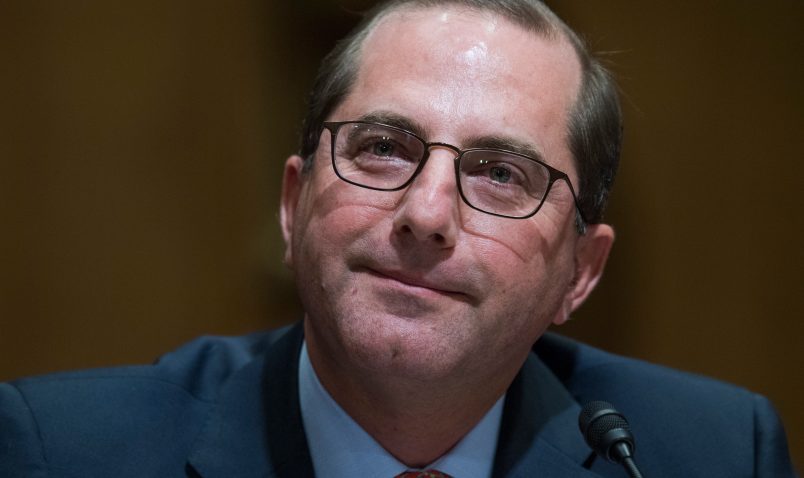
[0,323,796,477]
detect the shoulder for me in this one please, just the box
[534,332,759,440]
[534,332,797,477]
[534,332,750,402]
[0,326,293,478]
[10,327,287,404]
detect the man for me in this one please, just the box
[0,1,796,477]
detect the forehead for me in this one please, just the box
[332,6,582,174]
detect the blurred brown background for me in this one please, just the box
[1,0,801,469]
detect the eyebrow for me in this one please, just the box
[354,110,546,163]
[356,111,428,139]
[464,135,546,163]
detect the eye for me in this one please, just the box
[488,166,512,184]
[371,138,395,157]
[471,159,523,186]
[338,123,424,166]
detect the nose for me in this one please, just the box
[392,148,460,248]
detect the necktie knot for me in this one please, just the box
[395,471,453,478]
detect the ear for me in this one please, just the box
[552,223,615,325]
[279,155,306,268]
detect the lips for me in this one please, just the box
[362,266,475,302]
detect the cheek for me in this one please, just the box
[294,178,396,263]
[461,211,565,265]
[461,211,577,313]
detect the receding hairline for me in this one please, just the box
[353,2,573,70]
[368,1,567,37]
[338,4,585,166]
[339,3,584,118]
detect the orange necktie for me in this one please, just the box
[395,471,453,478]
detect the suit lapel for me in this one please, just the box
[492,349,601,477]
[186,323,315,478]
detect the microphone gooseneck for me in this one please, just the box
[579,401,645,478]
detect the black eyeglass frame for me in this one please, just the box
[321,120,588,233]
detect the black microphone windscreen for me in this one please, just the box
[579,401,635,460]
[579,401,645,478]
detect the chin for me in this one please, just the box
[334,310,473,378]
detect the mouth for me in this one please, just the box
[363,267,468,299]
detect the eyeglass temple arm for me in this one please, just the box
[574,207,587,235]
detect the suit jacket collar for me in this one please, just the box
[187,323,314,478]
[492,345,599,477]
[187,325,598,477]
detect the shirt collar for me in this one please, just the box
[299,341,504,478]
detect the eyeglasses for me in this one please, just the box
[321,121,587,230]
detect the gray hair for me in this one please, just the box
[298,0,622,224]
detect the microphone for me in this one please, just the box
[579,401,645,478]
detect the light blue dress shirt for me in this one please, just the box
[299,342,504,478]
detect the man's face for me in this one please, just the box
[281,7,612,390]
